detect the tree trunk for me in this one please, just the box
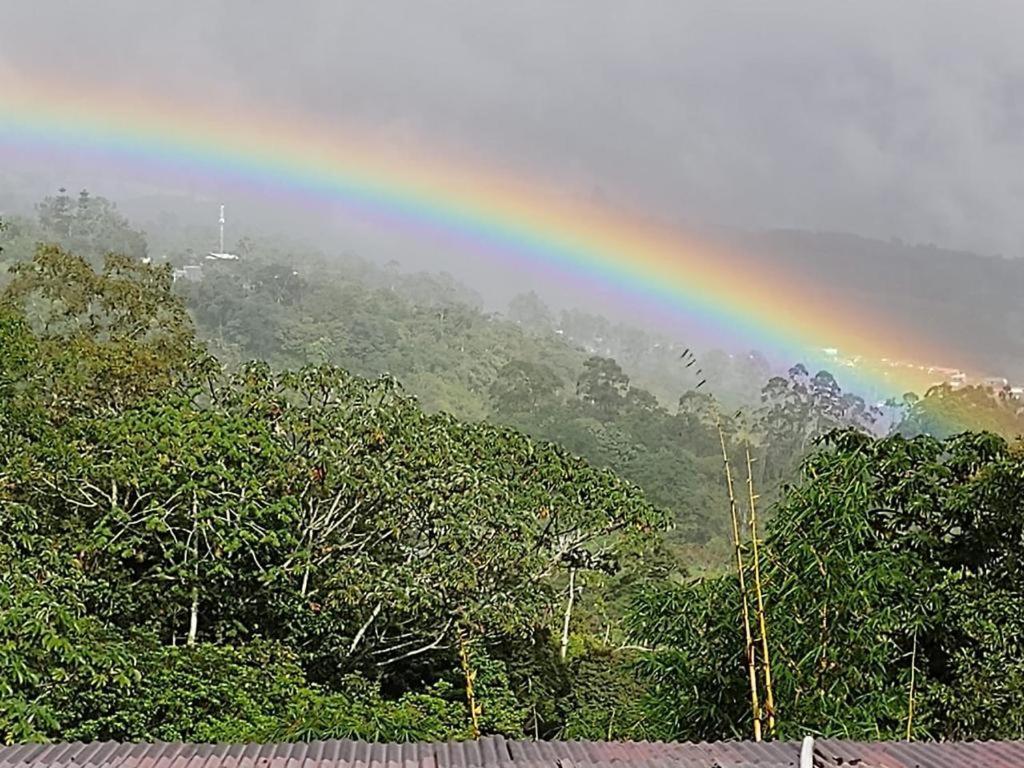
[186,494,199,646]
[560,568,577,662]
[348,601,383,655]
[300,560,311,598]
[187,586,199,646]
[746,447,776,738]
[717,417,762,742]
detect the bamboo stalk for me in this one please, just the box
[746,446,777,738]
[906,627,918,740]
[717,417,762,742]
[458,628,482,739]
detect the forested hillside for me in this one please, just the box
[3,196,1024,745]
[0,192,887,560]
[5,192,1020,559]
[0,243,666,743]
[736,230,1024,380]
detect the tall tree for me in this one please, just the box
[1,244,206,413]
[630,429,1024,741]
[506,291,554,336]
[896,383,1024,439]
[576,356,630,419]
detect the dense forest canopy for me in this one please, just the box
[0,242,666,743]
[2,195,1024,745]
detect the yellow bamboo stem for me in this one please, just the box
[746,446,777,738]
[458,629,481,739]
[906,627,917,740]
[717,417,762,742]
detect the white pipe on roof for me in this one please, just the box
[800,735,814,768]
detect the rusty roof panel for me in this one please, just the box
[2,737,1023,768]
[0,739,802,768]
[813,738,1024,767]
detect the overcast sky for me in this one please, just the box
[3,0,1024,257]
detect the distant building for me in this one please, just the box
[172,264,203,283]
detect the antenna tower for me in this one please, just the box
[219,204,225,254]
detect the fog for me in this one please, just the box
[3,0,1024,255]
[5,0,1024,383]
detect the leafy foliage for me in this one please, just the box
[630,430,1024,741]
[1,244,205,413]
[4,194,1024,746]
[896,383,1024,440]
[0,243,665,743]
[36,188,148,264]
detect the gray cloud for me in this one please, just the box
[4,0,1024,255]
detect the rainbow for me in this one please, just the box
[0,73,975,405]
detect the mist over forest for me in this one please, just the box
[5,177,1024,384]
[4,0,1024,752]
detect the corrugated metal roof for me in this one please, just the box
[813,738,1024,767]
[0,738,797,768]
[1,737,1023,768]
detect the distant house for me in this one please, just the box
[948,371,968,389]
[172,264,203,283]
[2,736,1023,768]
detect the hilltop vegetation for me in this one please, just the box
[3,194,1024,744]
[1,192,892,561]
[168,230,897,556]
[0,244,665,742]
[3,193,1021,560]
[735,229,1024,382]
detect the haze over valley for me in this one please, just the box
[3,0,1024,750]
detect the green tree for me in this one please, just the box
[36,188,147,263]
[506,291,554,336]
[0,504,137,744]
[1,244,206,413]
[896,383,1024,440]
[755,364,881,483]
[490,359,563,418]
[36,188,73,239]
[630,430,1024,741]
[0,244,668,741]
[576,356,630,419]
[62,641,312,743]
